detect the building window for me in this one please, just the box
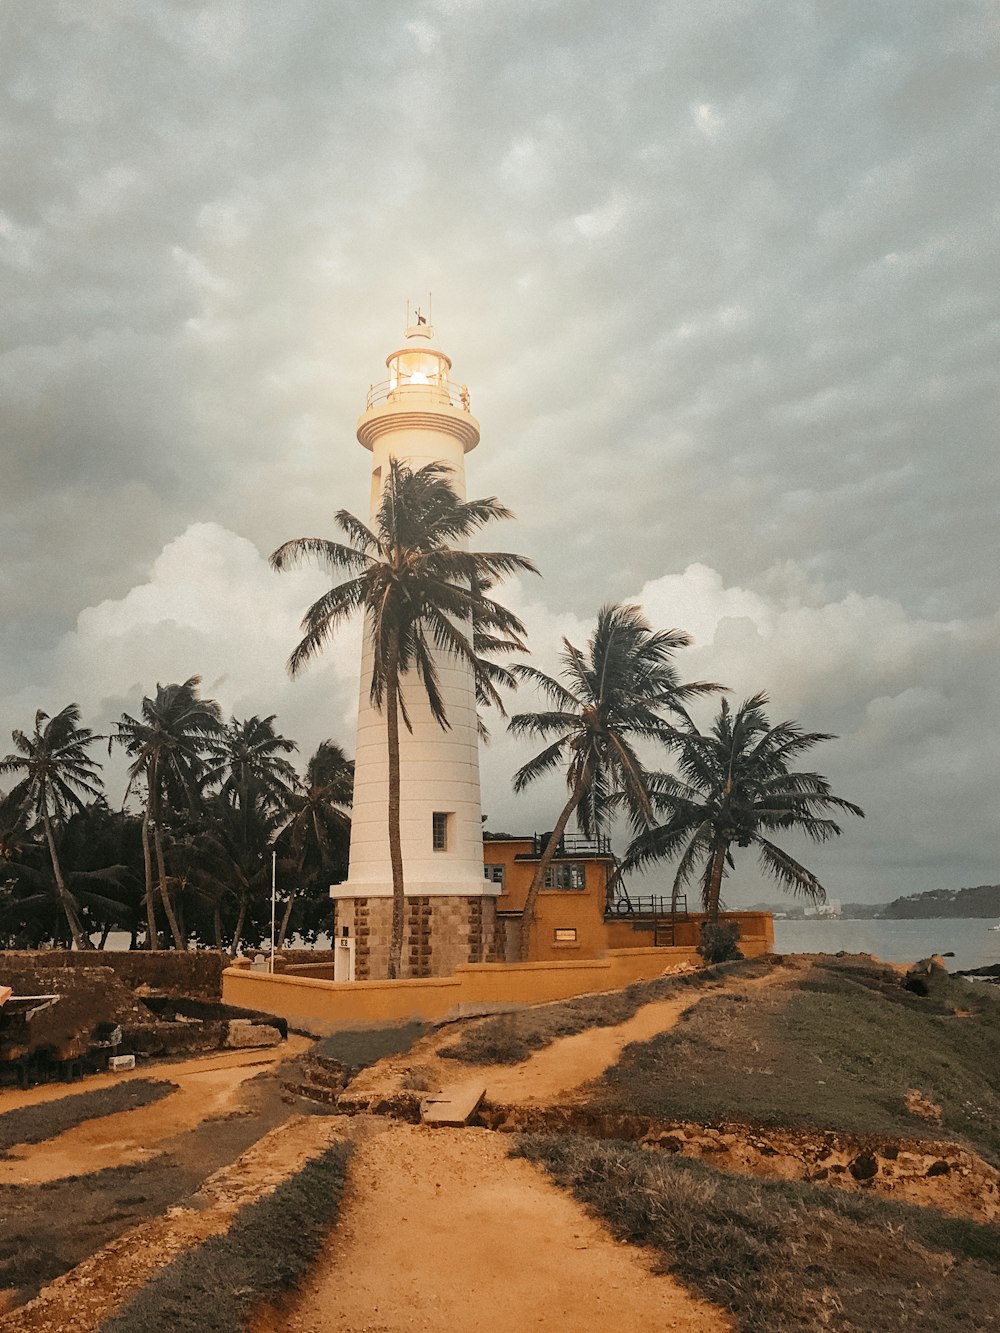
[484,864,505,887]
[544,862,585,890]
[553,928,577,942]
[432,812,450,851]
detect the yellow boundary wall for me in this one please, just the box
[222,926,771,1029]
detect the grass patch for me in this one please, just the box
[0,1161,184,1304]
[99,1139,352,1333]
[310,1021,430,1072]
[591,956,1000,1162]
[517,1134,1000,1332]
[439,960,766,1065]
[0,1078,176,1154]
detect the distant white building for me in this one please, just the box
[804,899,842,919]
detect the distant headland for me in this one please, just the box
[750,883,1000,921]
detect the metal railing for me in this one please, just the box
[529,832,613,858]
[606,893,690,947]
[365,377,472,411]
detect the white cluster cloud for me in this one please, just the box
[1,3,997,905]
[5,518,988,905]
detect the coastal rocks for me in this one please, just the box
[904,954,951,997]
[472,1103,1000,1225]
[905,1088,944,1125]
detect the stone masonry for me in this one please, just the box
[334,895,501,980]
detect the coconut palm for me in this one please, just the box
[508,603,721,960]
[271,458,536,978]
[624,692,865,920]
[275,740,353,946]
[205,715,298,822]
[0,705,103,949]
[113,678,223,949]
[200,715,298,952]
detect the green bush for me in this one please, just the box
[697,921,744,964]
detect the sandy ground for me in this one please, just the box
[0,1035,311,1184]
[255,1121,730,1333]
[3,1114,345,1333]
[348,967,783,1107]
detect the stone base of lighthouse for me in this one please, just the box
[333,895,504,980]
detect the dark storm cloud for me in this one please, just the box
[1,1,997,901]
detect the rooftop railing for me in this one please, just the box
[528,832,614,858]
[365,377,472,411]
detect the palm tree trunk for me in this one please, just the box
[277,889,297,949]
[230,892,247,958]
[40,808,89,951]
[385,634,405,980]
[518,771,589,963]
[140,808,160,949]
[213,903,223,951]
[704,842,729,922]
[151,815,185,950]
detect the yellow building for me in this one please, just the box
[484,834,774,962]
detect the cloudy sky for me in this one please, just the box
[1,1,997,906]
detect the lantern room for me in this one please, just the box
[366,323,470,411]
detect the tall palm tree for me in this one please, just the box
[624,692,865,920]
[508,603,721,960]
[271,458,536,978]
[201,715,298,953]
[205,715,297,853]
[114,678,223,949]
[275,740,353,947]
[0,705,103,949]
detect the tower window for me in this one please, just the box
[432,812,451,851]
[544,863,586,890]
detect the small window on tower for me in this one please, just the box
[432,812,451,851]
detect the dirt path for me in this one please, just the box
[489,968,782,1103]
[3,1114,344,1333]
[0,1036,311,1184]
[349,967,783,1107]
[255,1121,730,1333]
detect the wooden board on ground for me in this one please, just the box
[420,1083,486,1127]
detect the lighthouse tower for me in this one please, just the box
[332,320,500,979]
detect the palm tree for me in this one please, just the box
[205,715,298,823]
[508,603,721,960]
[114,678,223,949]
[275,740,353,947]
[0,705,103,949]
[624,692,865,920]
[201,715,298,953]
[271,458,535,978]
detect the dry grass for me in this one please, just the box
[99,1139,353,1333]
[589,955,1000,1163]
[438,960,767,1066]
[0,1079,176,1155]
[518,1134,1000,1332]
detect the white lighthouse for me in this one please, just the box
[332,320,500,979]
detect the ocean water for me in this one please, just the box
[772,917,1000,973]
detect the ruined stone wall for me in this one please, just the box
[0,950,227,999]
